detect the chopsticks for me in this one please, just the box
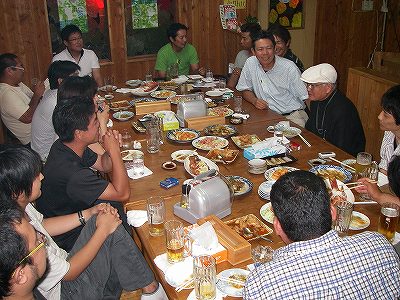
[298,133,311,147]
[329,157,356,172]
[217,276,246,286]
[345,180,378,190]
[175,278,194,292]
[354,201,377,204]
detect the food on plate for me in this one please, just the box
[188,155,209,175]
[270,168,290,180]
[232,134,260,148]
[225,214,272,240]
[176,153,190,161]
[152,90,175,98]
[158,81,177,89]
[110,100,130,109]
[351,214,368,228]
[328,177,347,205]
[206,148,238,162]
[174,131,197,141]
[227,177,246,193]
[228,274,247,288]
[208,106,233,117]
[265,156,293,166]
[194,136,227,150]
[205,124,236,137]
[121,150,134,160]
[315,168,346,182]
[168,95,193,104]
[142,81,158,92]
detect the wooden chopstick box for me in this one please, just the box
[198,215,251,265]
[185,116,226,131]
[135,100,171,115]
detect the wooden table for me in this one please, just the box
[102,89,383,300]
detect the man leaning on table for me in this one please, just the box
[302,63,365,157]
[243,170,400,300]
[236,30,309,127]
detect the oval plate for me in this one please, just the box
[120,150,143,161]
[216,268,249,297]
[260,202,274,224]
[112,111,134,121]
[125,79,142,87]
[349,211,370,230]
[208,106,234,117]
[204,124,238,138]
[264,166,299,181]
[267,125,302,138]
[98,85,117,92]
[226,176,253,197]
[150,89,177,99]
[183,155,219,177]
[171,150,196,163]
[310,164,352,183]
[192,136,229,151]
[167,128,201,144]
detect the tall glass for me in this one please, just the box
[193,255,216,300]
[355,152,372,178]
[146,196,165,236]
[233,96,242,113]
[332,199,353,236]
[378,203,400,242]
[165,220,185,263]
[146,122,160,153]
[359,161,379,200]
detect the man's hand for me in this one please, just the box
[254,99,269,110]
[32,81,45,98]
[101,129,121,155]
[95,210,122,236]
[355,178,382,202]
[198,67,206,76]
[96,103,110,136]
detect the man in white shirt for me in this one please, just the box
[31,60,80,161]
[52,24,103,87]
[0,53,45,145]
[236,31,309,127]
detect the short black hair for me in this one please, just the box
[381,85,400,125]
[0,146,42,201]
[60,24,82,41]
[240,22,262,37]
[0,201,26,298]
[268,23,291,43]
[48,60,80,90]
[0,53,17,76]
[270,170,332,242]
[167,23,188,40]
[53,96,95,143]
[57,75,97,103]
[251,30,276,49]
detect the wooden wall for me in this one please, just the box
[0,0,257,87]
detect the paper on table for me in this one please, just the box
[377,172,389,187]
[127,166,153,180]
[115,88,136,94]
[126,210,147,227]
[154,253,193,274]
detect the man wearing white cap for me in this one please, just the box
[301,63,365,156]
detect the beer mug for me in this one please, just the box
[146,196,165,236]
[332,199,353,236]
[164,220,192,264]
[193,255,216,300]
[359,161,379,200]
[355,152,372,179]
[378,203,400,242]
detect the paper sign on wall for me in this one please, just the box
[132,0,158,29]
[57,0,88,32]
[219,5,238,31]
[224,0,246,9]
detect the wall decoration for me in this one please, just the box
[219,4,239,31]
[224,0,246,9]
[132,0,158,29]
[57,0,88,31]
[269,0,304,29]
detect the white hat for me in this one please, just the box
[300,63,337,84]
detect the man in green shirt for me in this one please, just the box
[155,23,204,78]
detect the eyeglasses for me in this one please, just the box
[305,83,325,90]
[12,230,47,277]
[11,66,25,72]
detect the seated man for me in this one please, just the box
[236,30,309,127]
[268,23,305,72]
[227,22,261,89]
[31,60,80,161]
[155,23,203,78]
[0,53,45,145]
[0,146,166,299]
[243,170,400,299]
[52,24,103,87]
[302,63,365,156]
[35,78,129,252]
[0,202,48,300]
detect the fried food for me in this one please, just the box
[206,124,236,137]
[316,168,346,182]
[271,168,289,180]
[226,214,271,240]
[205,148,238,162]
[188,155,209,175]
[228,274,247,288]
[174,131,197,141]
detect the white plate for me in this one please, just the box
[164,259,194,289]
[267,125,302,138]
[112,111,134,121]
[171,75,189,84]
[206,90,225,97]
[260,202,274,223]
[216,268,250,297]
[192,136,229,151]
[120,150,143,161]
[264,166,299,181]
[324,178,355,204]
[130,85,158,96]
[98,85,117,92]
[104,94,114,100]
[349,211,370,230]
[125,79,142,87]
[184,155,219,177]
[150,89,177,99]
[171,150,196,163]
[188,74,203,80]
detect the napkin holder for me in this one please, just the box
[176,98,207,127]
[174,170,233,224]
[135,100,171,115]
[185,115,226,131]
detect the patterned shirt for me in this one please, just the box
[243,230,400,300]
[379,131,400,171]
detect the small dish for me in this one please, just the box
[113,111,134,121]
[162,161,177,170]
[230,117,243,125]
[171,150,196,163]
[104,94,114,100]
[349,211,370,230]
[99,85,117,92]
[216,268,249,297]
[125,79,142,87]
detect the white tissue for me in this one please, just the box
[189,221,218,250]
[126,210,148,227]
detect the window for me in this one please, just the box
[124,0,176,57]
[47,0,111,60]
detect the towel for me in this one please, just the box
[126,210,147,227]
[127,166,153,180]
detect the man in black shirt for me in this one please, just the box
[302,63,365,156]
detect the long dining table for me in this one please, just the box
[101,86,384,300]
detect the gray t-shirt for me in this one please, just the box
[234,50,251,69]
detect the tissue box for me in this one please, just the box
[243,144,286,160]
[162,116,179,131]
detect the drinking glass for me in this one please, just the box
[145,72,153,82]
[121,129,132,151]
[218,78,226,91]
[355,152,372,178]
[146,121,160,153]
[147,196,165,236]
[233,96,242,113]
[359,161,379,200]
[104,76,114,95]
[205,69,213,81]
[131,151,145,176]
[332,199,353,236]
[193,255,216,300]
[165,220,185,263]
[274,124,284,143]
[378,203,400,242]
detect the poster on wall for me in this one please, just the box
[224,0,246,9]
[57,0,88,32]
[132,0,158,29]
[269,0,304,29]
[219,5,239,31]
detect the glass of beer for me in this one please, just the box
[165,220,185,263]
[146,196,165,236]
[355,152,372,178]
[332,199,353,236]
[378,202,400,242]
[193,255,216,300]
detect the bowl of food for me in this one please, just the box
[113,111,134,121]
